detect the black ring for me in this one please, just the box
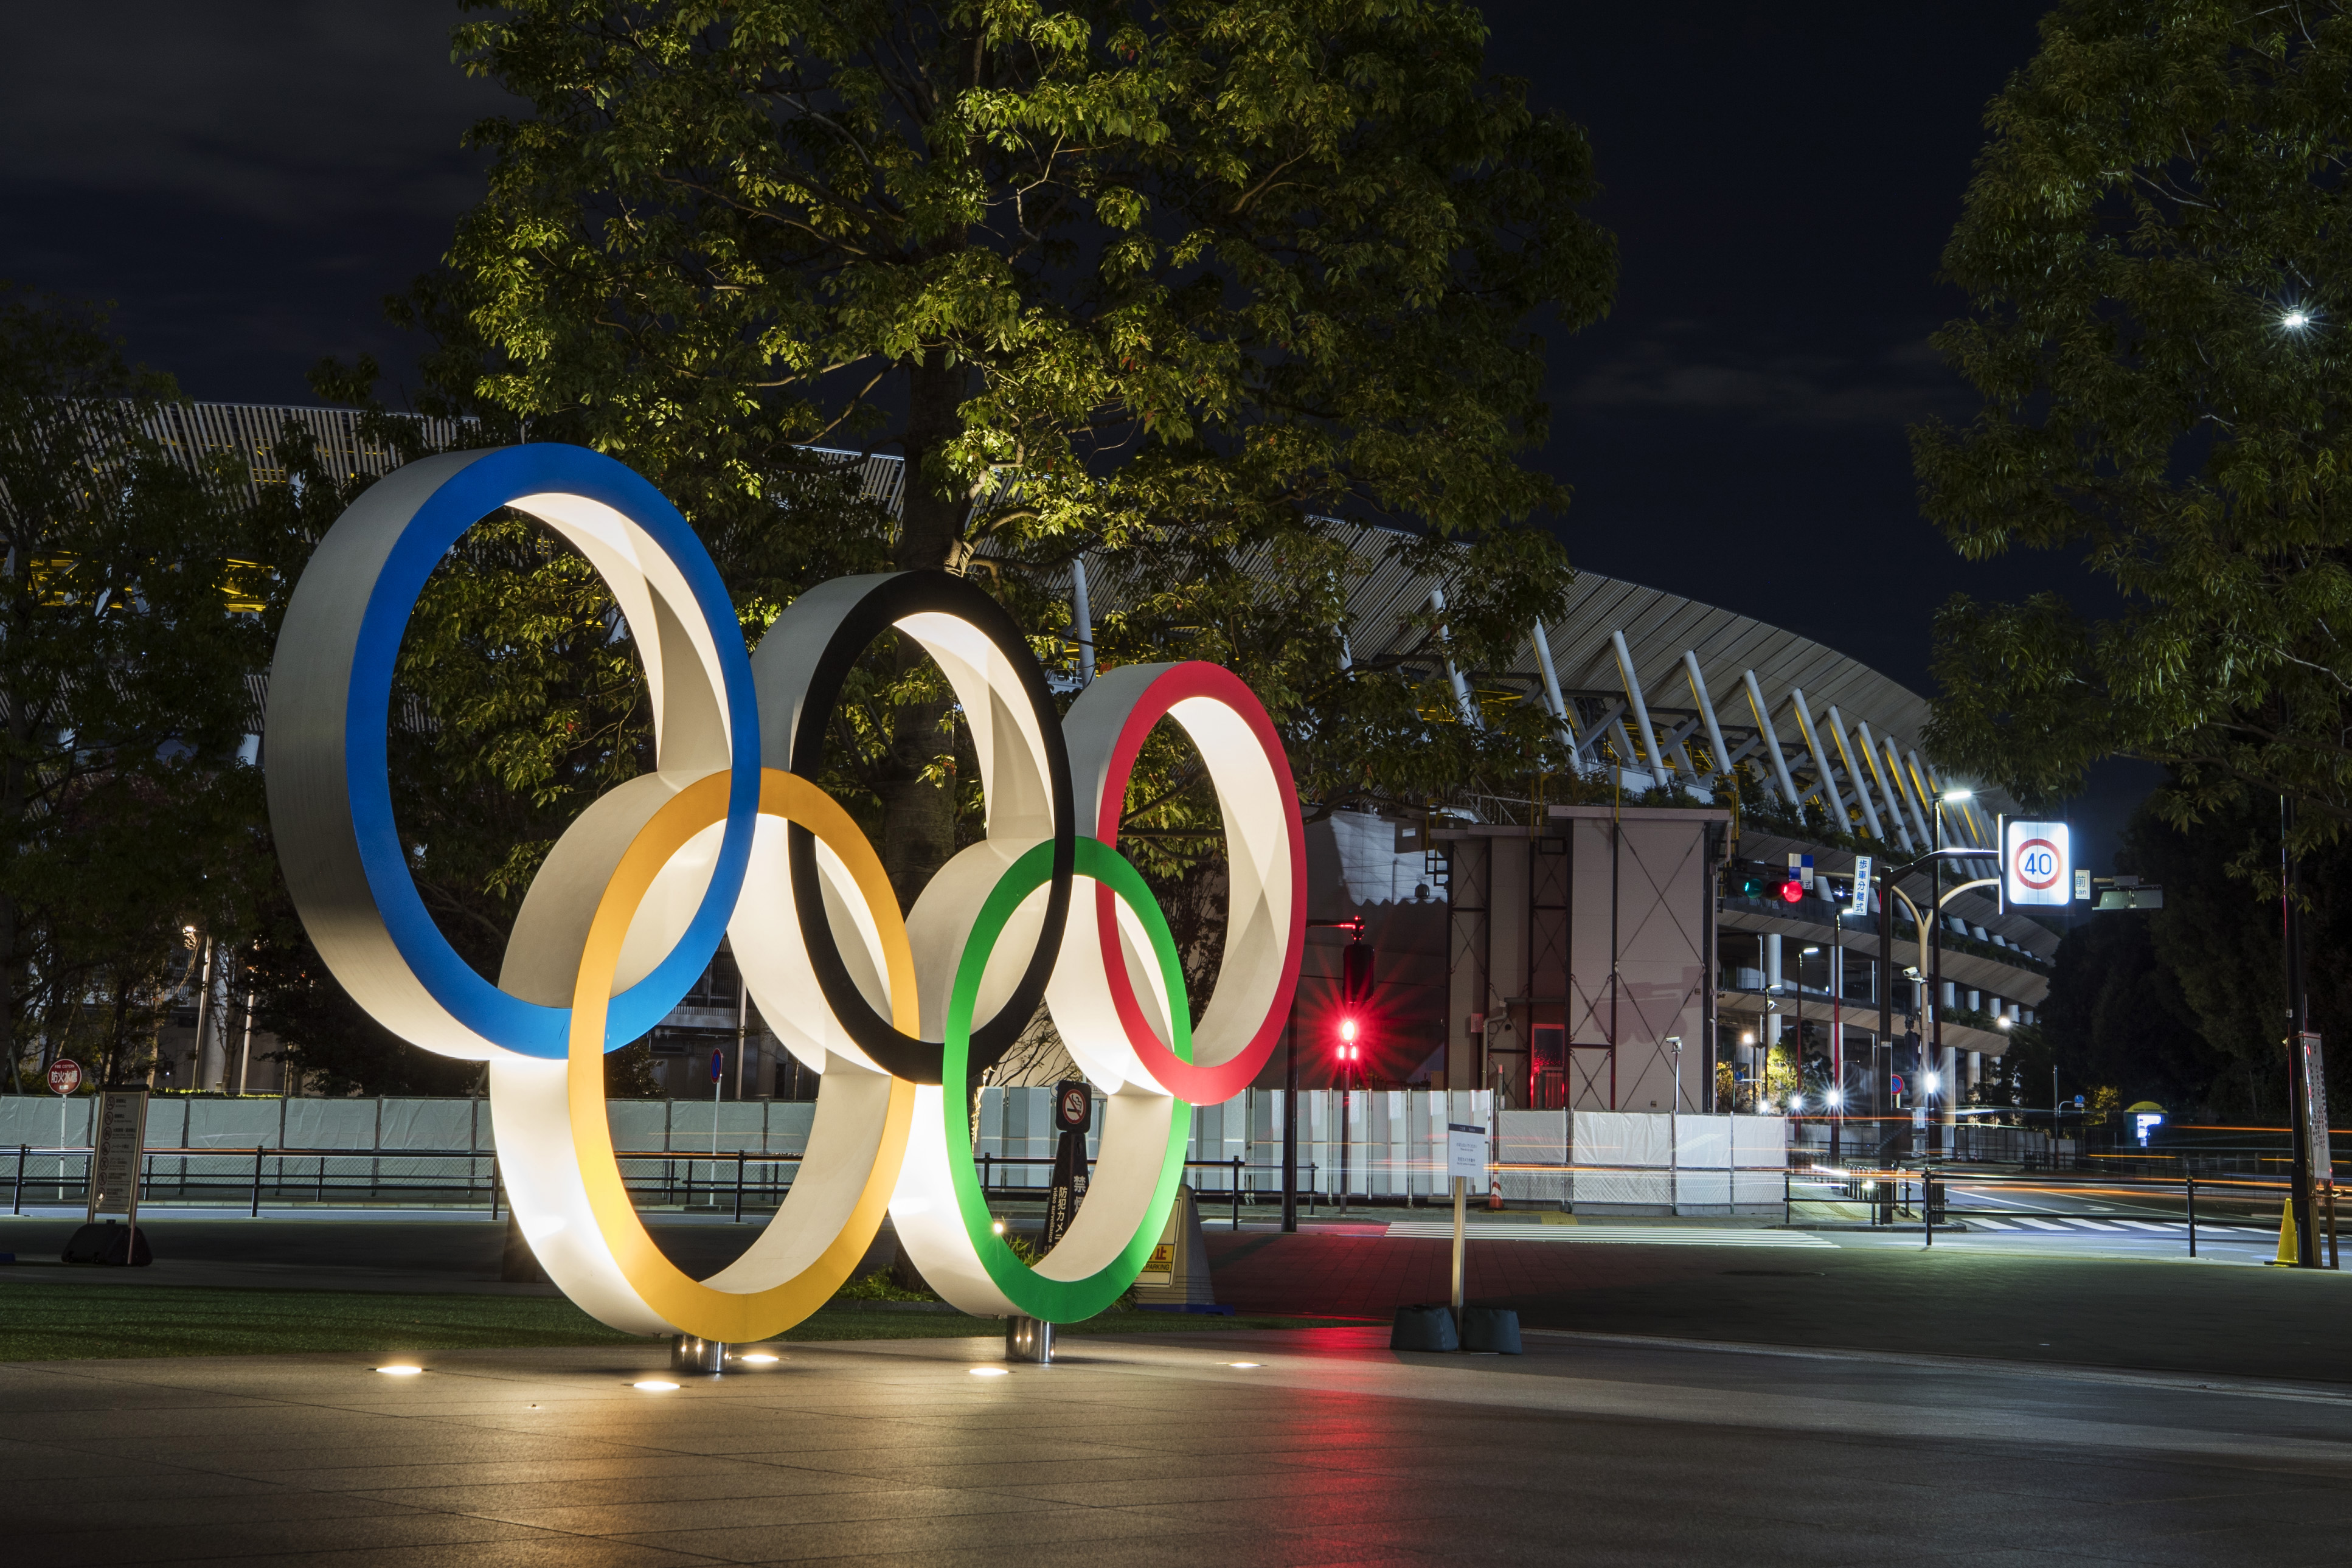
[783,571,1074,1084]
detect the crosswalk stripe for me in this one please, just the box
[2117,1220,2176,1232]
[1966,1217,2017,1229]
[2013,1218,2070,1230]
[2062,1218,2125,1230]
[1381,1223,1833,1249]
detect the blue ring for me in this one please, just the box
[344,445,758,1057]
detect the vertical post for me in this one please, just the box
[12,1143,23,1215]
[250,1146,263,1218]
[1450,1174,1467,1334]
[2283,797,2320,1268]
[490,1156,501,1220]
[1931,807,1945,1159]
[1924,1171,1935,1247]
[1345,1086,1364,1222]
[1232,1156,1242,1230]
[735,1150,746,1223]
[1878,863,1893,1164]
[1668,1036,1681,1216]
[1282,1005,1299,1233]
[2187,1171,2197,1257]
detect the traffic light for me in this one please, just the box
[1778,876,1804,904]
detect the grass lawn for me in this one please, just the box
[0,1278,1358,1362]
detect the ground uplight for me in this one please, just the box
[1229,1362,1263,1369]
[739,1353,780,1365]
[969,1367,1010,1377]
[375,1365,423,1376]
[633,1379,680,1391]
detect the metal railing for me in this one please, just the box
[7,1145,821,1220]
[1781,1162,2340,1263]
[973,1154,1320,1227]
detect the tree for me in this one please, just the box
[434,0,1614,897]
[0,289,271,1089]
[1917,2,2352,853]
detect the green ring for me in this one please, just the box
[943,837,1193,1322]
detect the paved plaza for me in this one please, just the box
[10,1324,2352,1566]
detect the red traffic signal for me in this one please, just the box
[1778,878,1804,904]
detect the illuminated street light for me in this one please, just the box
[1826,1088,1844,1109]
[1940,788,1973,802]
[2284,309,2312,331]
[1997,1015,2014,1030]
[1924,1072,1941,1095]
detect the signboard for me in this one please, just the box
[1786,852,1814,892]
[1446,1123,1488,1181]
[86,1089,148,1221]
[1849,855,1872,914]
[47,1058,81,1095]
[2002,820,2072,909]
[1042,1080,1094,1247]
[2074,868,2092,902]
[709,1048,726,1082]
[2299,1033,2332,1190]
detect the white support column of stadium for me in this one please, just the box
[1683,651,1733,782]
[1530,620,1578,753]
[1610,630,1671,781]
[1853,720,1917,853]
[1431,588,1481,729]
[1884,736,1932,845]
[1740,670,1802,807]
[1824,706,1886,842]
[1069,552,1095,685]
[1906,751,1949,857]
[1788,690,1848,831]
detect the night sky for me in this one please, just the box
[0,1,2156,864]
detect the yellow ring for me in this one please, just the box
[565,768,916,1342]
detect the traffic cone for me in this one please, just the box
[2274,1202,2300,1266]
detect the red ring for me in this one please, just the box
[1093,664,1305,1103]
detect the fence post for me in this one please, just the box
[251,1147,264,1218]
[490,1156,501,1220]
[2186,1170,2196,1258]
[12,1143,23,1215]
[1233,1156,1242,1230]
[735,1151,746,1223]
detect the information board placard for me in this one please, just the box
[86,1089,148,1221]
[1446,1123,1488,1181]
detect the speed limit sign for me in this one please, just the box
[47,1058,82,1095]
[2002,820,2072,910]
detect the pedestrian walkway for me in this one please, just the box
[1383,1221,1831,1249]
[14,1328,2352,1565]
[1962,1215,2269,1237]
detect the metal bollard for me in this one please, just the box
[251,1147,264,1217]
[2186,1171,2197,1258]
[1005,1315,1053,1364]
[1232,1157,1243,1230]
[671,1335,730,1375]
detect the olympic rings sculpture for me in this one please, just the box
[263,445,1305,1341]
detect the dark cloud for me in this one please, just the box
[0,4,506,223]
[1567,326,1969,429]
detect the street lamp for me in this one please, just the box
[1927,789,1974,1160]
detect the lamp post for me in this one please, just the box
[1931,788,1974,1159]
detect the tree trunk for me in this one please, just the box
[878,349,969,909]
